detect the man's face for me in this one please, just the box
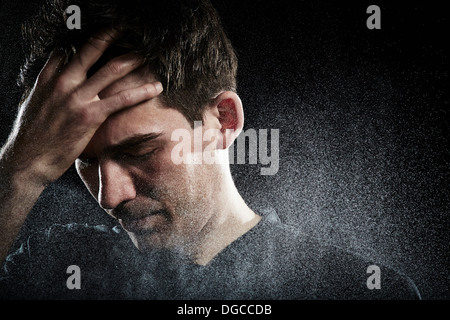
[75,67,220,253]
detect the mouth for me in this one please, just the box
[119,210,167,233]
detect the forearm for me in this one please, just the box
[0,151,46,264]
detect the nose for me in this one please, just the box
[98,159,136,210]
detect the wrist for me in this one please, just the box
[0,147,50,192]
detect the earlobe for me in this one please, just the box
[213,91,244,149]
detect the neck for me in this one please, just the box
[188,164,261,265]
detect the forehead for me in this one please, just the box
[88,67,189,148]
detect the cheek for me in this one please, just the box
[130,147,187,191]
[137,149,204,203]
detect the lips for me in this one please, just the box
[119,210,166,232]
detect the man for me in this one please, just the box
[0,0,420,299]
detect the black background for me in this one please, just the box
[0,0,448,299]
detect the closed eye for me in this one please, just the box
[116,148,158,161]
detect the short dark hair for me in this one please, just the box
[20,0,238,123]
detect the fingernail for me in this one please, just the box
[155,82,163,93]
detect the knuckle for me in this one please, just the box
[67,89,82,106]
[66,95,90,123]
[73,106,92,124]
[139,86,150,97]
[53,76,70,91]
[105,61,124,75]
[143,85,153,95]
[118,91,132,105]
[86,36,107,52]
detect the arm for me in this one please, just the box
[0,30,162,263]
[0,160,46,266]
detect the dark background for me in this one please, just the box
[1,0,448,299]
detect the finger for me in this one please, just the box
[78,53,144,99]
[94,82,163,116]
[64,29,119,79]
[37,50,66,84]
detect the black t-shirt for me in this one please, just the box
[0,209,421,299]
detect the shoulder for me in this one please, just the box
[244,208,421,299]
[44,222,123,240]
[18,222,127,262]
[1,222,129,299]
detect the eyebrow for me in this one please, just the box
[105,132,164,154]
[78,132,165,160]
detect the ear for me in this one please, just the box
[209,91,244,150]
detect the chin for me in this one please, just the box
[130,228,188,254]
[127,230,164,251]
